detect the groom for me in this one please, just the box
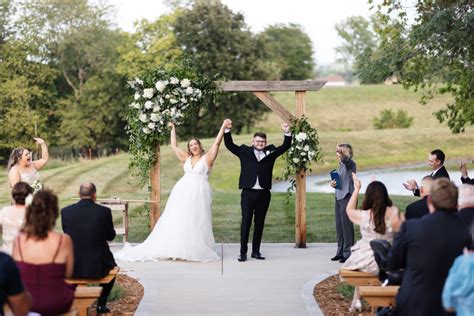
[224,119,291,261]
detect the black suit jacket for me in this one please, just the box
[414,165,450,196]
[224,132,291,190]
[457,207,473,249]
[405,196,429,220]
[61,199,116,278]
[461,176,474,185]
[388,211,470,316]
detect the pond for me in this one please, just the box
[272,166,463,196]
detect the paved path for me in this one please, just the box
[112,243,340,315]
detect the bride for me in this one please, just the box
[115,120,227,262]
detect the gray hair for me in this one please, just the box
[458,184,474,207]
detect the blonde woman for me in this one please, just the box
[115,121,226,262]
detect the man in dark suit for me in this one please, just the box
[458,184,474,249]
[388,178,470,316]
[405,175,434,220]
[61,182,116,314]
[403,149,450,196]
[224,119,291,262]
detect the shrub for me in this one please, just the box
[373,109,414,129]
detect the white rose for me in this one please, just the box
[134,92,140,100]
[150,113,160,122]
[159,97,164,104]
[155,81,166,92]
[170,77,179,84]
[303,145,310,151]
[139,113,148,123]
[295,132,307,142]
[292,158,300,163]
[180,79,191,88]
[165,94,170,99]
[170,98,178,104]
[143,88,154,99]
[144,101,153,109]
[142,127,151,134]
[148,122,156,130]
[135,77,143,85]
[152,105,160,112]
[301,152,306,156]
[180,97,187,103]
[185,87,193,95]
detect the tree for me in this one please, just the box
[359,0,473,132]
[262,23,315,80]
[173,0,280,137]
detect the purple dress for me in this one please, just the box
[16,234,75,315]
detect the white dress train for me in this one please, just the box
[114,155,220,262]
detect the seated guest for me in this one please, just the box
[458,184,474,249]
[405,176,434,220]
[388,178,471,316]
[0,252,31,316]
[460,161,474,185]
[442,234,474,316]
[0,182,33,254]
[403,149,450,196]
[12,190,75,315]
[61,182,116,314]
[342,173,396,312]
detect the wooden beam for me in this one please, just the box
[150,144,161,230]
[252,92,296,123]
[218,80,326,92]
[295,91,307,248]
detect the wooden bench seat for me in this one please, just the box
[66,266,119,286]
[339,269,381,286]
[359,285,399,314]
[72,286,103,316]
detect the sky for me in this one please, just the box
[108,0,374,65]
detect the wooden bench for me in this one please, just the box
[339,269,381,286]
[66,266,120,287]
[359,285,399,314]
[72,286,103,316]
[98,199,129,243]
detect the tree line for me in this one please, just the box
[0,0,315,161]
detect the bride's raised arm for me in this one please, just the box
[206,120,227,168]
[169,123,188,162]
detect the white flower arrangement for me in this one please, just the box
[128,76,204,136]
[31,179,43,194]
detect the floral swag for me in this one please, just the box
[282,117,321,193]
[126,67,216,187]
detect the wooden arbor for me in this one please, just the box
[149,80,326,248]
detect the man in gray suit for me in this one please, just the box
[330,143,356,263]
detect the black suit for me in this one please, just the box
[405,196,429,220]
[388,211,470,316]
[457,207,473,249]
[225,132,291,255]
[413,165,450,196]
[61,199,117,307]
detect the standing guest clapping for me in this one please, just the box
[0,182,33,254]
[7,138,49,189]
[330,143,356,263]
[12,190,75,315]
[460,161,474,185]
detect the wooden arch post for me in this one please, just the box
[150,144,161,230]
[219,81,326,248]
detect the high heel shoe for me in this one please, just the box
[349,299,362,313]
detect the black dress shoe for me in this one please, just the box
[238,254,247,262]
[331,255,343,261]
[251,253,265,260]
[97,305,111,314]
[339,257,349,263]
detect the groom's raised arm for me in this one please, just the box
[223,119,241,156]
[274,122,292,157]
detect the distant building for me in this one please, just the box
[316,75,346,87]
[384,75,400,85]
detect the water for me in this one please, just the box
[272,167,463,196]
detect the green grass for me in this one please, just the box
[0,85,471,243]
[336,282,355,299]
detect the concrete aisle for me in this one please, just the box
[112,243,341,316]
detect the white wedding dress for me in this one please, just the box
[114,155,220,262]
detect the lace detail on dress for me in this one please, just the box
[0,206,25,254]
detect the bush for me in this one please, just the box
[373,109,414,129]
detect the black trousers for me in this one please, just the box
[98,276,116,307]
[240,189,271,255]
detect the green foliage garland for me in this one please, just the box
[282,117,321,194]
[126,65,217,187]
